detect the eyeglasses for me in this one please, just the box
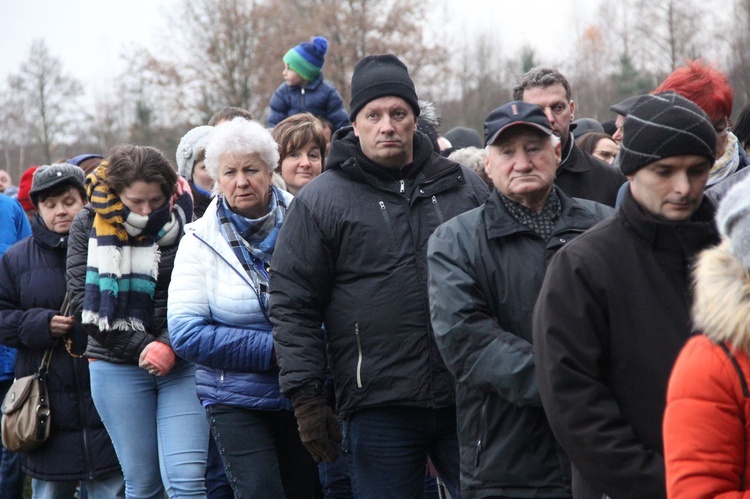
[713,119,731,137]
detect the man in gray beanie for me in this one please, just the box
[532,91,720,499]
[270,53,489,498]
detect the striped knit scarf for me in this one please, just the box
[82,164,193,332]
[216,185,287,316]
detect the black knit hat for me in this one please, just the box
[29,163,86,206]
[349,54,420,121]
[619,92,717,175]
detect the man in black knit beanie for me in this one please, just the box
[270,53,489,498]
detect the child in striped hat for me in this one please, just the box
[268,36,350,131]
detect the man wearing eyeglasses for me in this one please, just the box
[513,67,626,207]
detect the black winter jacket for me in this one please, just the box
[428,188,611,498]
[556,138,626,207]
[532,189,719,499]
[270,128,489,418]
[0,218,119,480]
[66,206,179,362]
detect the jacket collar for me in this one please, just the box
[691,243,750,347]
[617,186,719,255]
[484,186,602,240]
[302,73,323,91]
[559,138,590,173]
[326,128,464,195]
[31,215,68,250]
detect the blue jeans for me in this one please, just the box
[89,360,209,499]
[0,380,23,499]
[31,471,125,499]
[206,404,317,499]
[318,454,353,499]
[342,407,460,499]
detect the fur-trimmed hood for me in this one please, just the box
[692,241,750,350]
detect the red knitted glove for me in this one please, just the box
[140,342,176,375]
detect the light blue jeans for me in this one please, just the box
[89,360,209,499]
[31,471,125,498]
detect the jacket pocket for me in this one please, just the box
[354,323,363,389]
[431,195,445,224]
[378,201,399,251]
[474,398,488,468]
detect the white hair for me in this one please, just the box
[204,117,280,180]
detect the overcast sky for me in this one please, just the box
[0,0,601,101]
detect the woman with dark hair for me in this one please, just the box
[168,118,317,498]
[66,145,209,498]
[272,113,327,196]
[0,164,123,498]
[576,131,620,165]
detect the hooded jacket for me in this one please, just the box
[428,188,611,498]
[664,245,750,498]
[268,73,350,131]
[0,218,119,480]
[269,128,489,418]
[532,187,719,499]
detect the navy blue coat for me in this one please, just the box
[267,73,350,131]
[0,218,119,480]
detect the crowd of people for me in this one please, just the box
[1,33,750,499]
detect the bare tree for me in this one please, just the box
[728,0,750,109]
[633,0,705,73]
[8,39,83,164]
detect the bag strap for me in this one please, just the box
[718,342,750,398]
[37,348,53,376]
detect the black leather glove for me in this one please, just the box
[293,398,342,463]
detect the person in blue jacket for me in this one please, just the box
[0,164,123,498]
[267,36,350,131]
[0,193,30,498]
[168,118,317,498]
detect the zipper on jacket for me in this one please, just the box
[355,323,363,388]
[220,370,225,382]
[474,399,487,467]
[399,180,405,193]
[378,201,399,250]
[431,195,445,224]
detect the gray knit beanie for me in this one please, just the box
[619,92,716,175]
[29,163,85,205]
[176,126,214,180]
[717,173,750,269]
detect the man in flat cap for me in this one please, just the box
[270,54,488,497]
[428,101,610,497]
[533,92,720,499]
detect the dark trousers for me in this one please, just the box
[0,380,23,499]
[207,404,317,499]
[342,406,460,499]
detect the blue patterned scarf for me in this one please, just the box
[216,185,287,315]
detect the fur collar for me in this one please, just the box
[692,241,750,350]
